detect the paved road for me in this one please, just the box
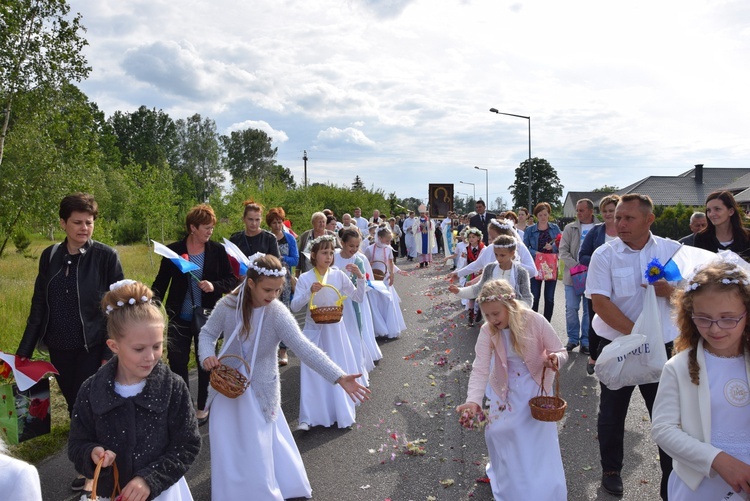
[38,256,664,500]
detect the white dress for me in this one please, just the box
[668,352,750,500]
[357,253,384,364]
[333,251,372,385]
[208,306,312,500]
[291,267,365,428]
[365,244,406,338]
[484,329,567,500]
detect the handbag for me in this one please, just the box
[189,285,212,338]
[594,285,668,390]
[569,263,588,295]
[79,457,121,501]
[534,252,559,281]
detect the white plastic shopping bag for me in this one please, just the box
[595,285,668,390]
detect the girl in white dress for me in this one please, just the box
[200,254,370,500]
[334,228,380,385]
[652,259,750,500]
[291,235,368,429]
[365,227,406,338]
[456,279,568,500]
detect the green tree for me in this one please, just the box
[0,0,91,167]
[508,157,564,212]
[352,176,365,191]
[108,106,178,169]
[0,84,106,256]
[174,113,224,203]
[220,128,278,186]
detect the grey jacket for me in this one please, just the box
[456,262,533,307]
[198,295,345,421]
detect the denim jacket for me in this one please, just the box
[522,223,561,258]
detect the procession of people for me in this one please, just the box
[7,190,750,500]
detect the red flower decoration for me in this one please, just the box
[180,253,190,261]
[554,233,562,245]
[28,398,50,420]
[0,361,10,379]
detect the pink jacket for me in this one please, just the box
[466,309,568,405]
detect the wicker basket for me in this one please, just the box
[529,366,567,422]
[371,260,387,281]
[210,354,251,398]
[309,283,345,324]
[87,456,121,501]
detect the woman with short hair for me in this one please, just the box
[151,204,237,425]
[297,211,339,272]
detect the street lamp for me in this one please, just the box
[474,166,489,206]
[489,108,532,212]
[455,191,469,198]
[459,181,475,201]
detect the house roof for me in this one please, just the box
[718,172,750,192]
[616,167,750,206]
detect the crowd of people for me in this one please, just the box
[6,190,750,500]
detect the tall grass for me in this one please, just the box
[1,233,164,463]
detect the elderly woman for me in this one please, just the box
[17,193,123,492]
[523,202,561,322]
[297,211,339,272]
[152,204,237,425]
[229,200,280,259]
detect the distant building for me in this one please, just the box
[563,164,750,217]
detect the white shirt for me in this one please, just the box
[355,216,369,234]
[586,233,681,342]
[0,455,42,501]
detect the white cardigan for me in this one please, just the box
[651,340,750,490]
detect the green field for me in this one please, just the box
[0,233,167,462]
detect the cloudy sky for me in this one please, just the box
[70,0,750,207]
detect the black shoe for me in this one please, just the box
[586,360,596,375]
[71,476,86,491]
[474,310,482,323]
[580,345,590,355]
[565,342,579,352]
[601,471,623,496]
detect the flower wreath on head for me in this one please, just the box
[105,279,151,315]
[683,250,750,292]
[477,291,516,303]
[493,240,517,249]
[310,234,336,246]
[464,227,483,239]
[489,218,514,231]
[247,252,287,277]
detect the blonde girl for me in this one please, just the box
[652,259,750,499]
[291,235,368,430]
[456,279,567,500]
[199,254,369,500]
[68,280,200,501]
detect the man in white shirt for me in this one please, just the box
[353,207,369,235]
[559,198,596,354]
[586,194,677,499]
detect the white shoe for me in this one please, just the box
[296,422,310,431]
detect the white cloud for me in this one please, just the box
[316,127,376,148]
[225,120,289,143]
[69,0,750,202]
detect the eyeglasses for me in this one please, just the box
[691,311,747,329]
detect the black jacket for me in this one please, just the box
[469,212,497,245]
[151,238,237,320]
[18,239,124,358]
[68,358,201,498]
[694,230,750,261]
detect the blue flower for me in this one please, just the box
[645,258,665,284]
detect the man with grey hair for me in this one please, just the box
[559,198,596,353]
[677,211,707,246]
